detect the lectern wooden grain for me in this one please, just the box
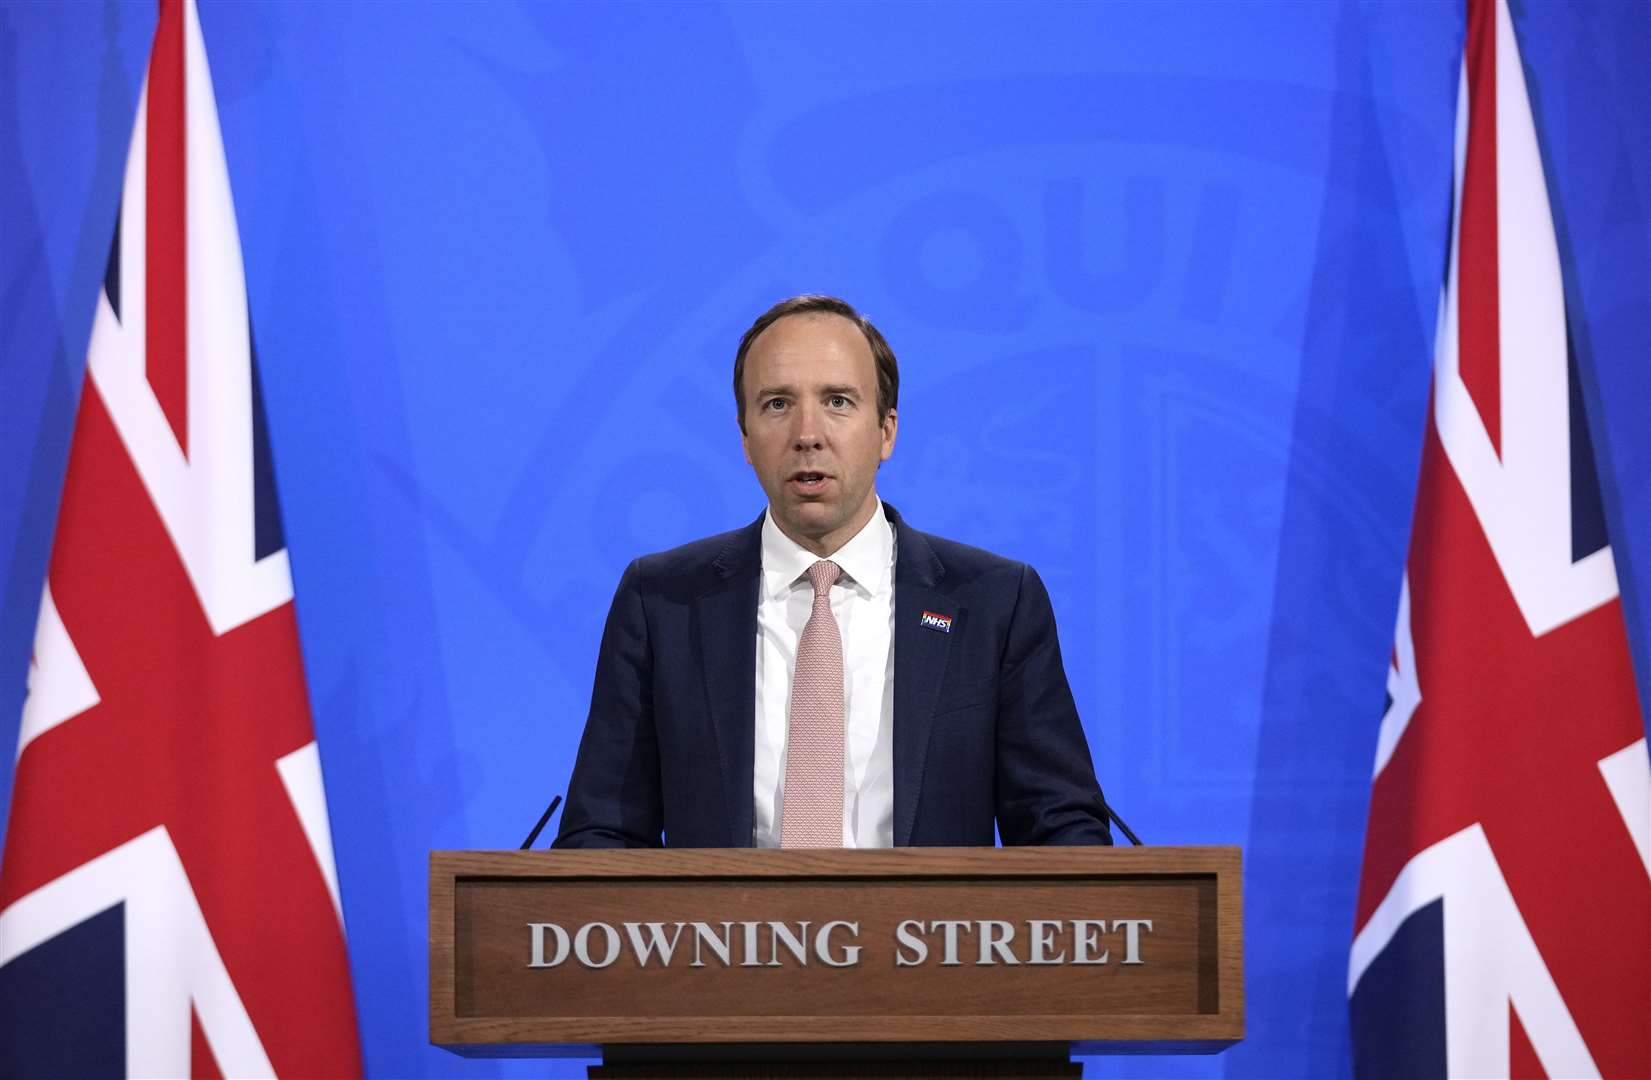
[431,847,1242,1075]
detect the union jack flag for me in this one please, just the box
[1349,1,1651,1077]
[0,2,363,1075]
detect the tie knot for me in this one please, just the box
[805,560,841,597]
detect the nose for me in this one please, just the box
[789,400,825,452]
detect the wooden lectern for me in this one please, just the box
[431,847,1242,1077]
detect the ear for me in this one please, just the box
[879,408,898,462]
[741,420,753,466]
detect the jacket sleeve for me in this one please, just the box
[553,560,664,848]
[993,563,1115,846]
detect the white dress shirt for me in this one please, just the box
[752,501,896,848]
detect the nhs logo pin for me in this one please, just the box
[920,611,953,634]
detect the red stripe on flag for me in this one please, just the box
[146,0,189,456]
[1509,1004,1547,1080]
[190,1007,224,1080]
[1457,0,1501,456]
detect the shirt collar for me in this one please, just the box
[760,498,894,600]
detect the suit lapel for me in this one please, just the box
[696,518,762,847]
[888,506,951,847]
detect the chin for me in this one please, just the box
[788,505,837,526]
[781,504,841,534]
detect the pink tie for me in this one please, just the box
[780,560,844,848]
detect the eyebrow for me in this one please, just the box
[752,383,864,399]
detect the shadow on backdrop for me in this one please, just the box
[0,0,136,852]
[1237,7,1444,1077]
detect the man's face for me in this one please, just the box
[740,313,897,556]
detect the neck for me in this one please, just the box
[776,495,880,558]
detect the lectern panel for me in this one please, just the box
[430,847,1242,1050]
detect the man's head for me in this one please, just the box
[734,295,899,557]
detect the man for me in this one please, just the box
[555,295,1112,849]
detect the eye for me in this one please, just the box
[763,398,788,412]
[828,394,851,409]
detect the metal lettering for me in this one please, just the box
[815,921,861,967]
[527,922,569,968]
[622,921,683,968]
[894,919,928,966]
[929,920,970,966]
[1028,919,1066,965]
[572,922,620,968]
[977,920,1020,965]
[1072,918,1110,964]
[1112,918,1153,965]
[689,921,734,968]
[527,915,1153,971]
[767,921,811,967]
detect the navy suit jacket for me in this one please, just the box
[554,503,1112,848]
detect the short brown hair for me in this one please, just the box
[732,295,899,433]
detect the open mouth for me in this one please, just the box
[789,471,832,494]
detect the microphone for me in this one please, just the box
[519,794,564,850]
[1095,790,1142,846]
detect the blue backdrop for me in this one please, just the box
[2,2,1647,1077]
